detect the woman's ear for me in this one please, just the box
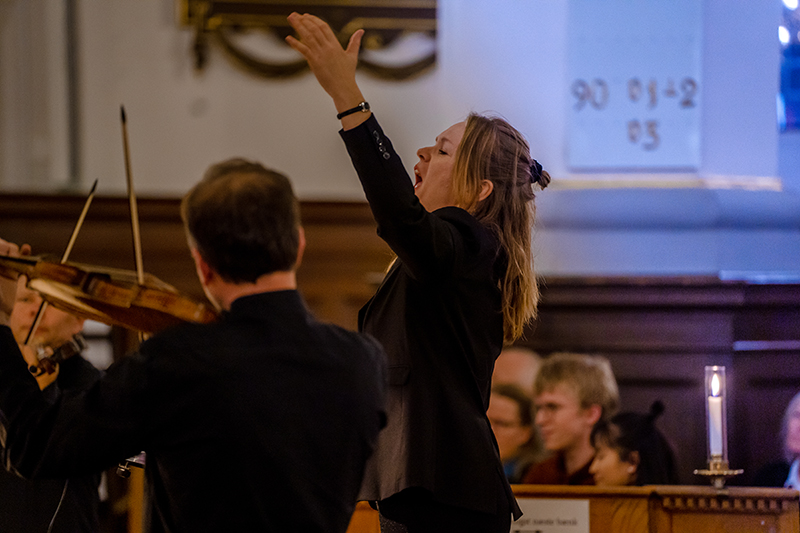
[478,179,494,201]
[627,450,641,473]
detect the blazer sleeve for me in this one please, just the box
[340,115,497,283]
[0,325,149,479]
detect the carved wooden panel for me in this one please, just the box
[519,277,800,486]
[3,194,799,487]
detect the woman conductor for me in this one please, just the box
[287,13,550,532]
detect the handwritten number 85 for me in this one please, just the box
[571,79,609,110]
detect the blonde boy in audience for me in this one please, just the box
[522,352,619,485]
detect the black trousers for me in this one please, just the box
[377,487,511,533]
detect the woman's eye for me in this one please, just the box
[438,149,448,155]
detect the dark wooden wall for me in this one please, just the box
[2,193,799,486]
[516,277,800,485]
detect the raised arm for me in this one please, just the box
[285,12,371,131]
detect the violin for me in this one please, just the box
[0,253,218,335]
[29,333,87,376]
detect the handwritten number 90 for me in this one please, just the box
[571,79,608,110]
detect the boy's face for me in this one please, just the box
[534,381,598,453]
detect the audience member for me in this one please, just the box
[488,383,546,483]
[522,352,619,485]
[492,346,542,398]
[589,401,680,486]
[753,391,800,488]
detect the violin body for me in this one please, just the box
[0,254,218,334]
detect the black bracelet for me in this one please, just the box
[336,101,370,120]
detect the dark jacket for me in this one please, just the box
[0,290,387,533]
[522,454,595,486]
[0,354,102,533]
[341,115,520,518]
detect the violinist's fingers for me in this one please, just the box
[0,238,21,258]
[34,363,58,390]
[18,344,40,371]
[20,244,31,256]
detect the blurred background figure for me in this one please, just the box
[589,401,680,486]
[523,352,619,485]
[0,277,103,533]
[487,383,546,483]
[753,391,800,488]
[492,346,541,399]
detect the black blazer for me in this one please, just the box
[0,354,102,533]
[0,291,387,533]
[341,115,520,518]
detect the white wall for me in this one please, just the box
[0,0,783,197]
[76,0,447,199]
[2,0,797,276]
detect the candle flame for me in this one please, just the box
[711,373,721,397]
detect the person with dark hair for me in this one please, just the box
[286,12,550,533]
[0,159,387,532]
[589,401,680,486]
[488,383,546,483]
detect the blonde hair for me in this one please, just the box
[451,113,550,343]
[534,352,620,419]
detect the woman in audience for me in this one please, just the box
[753,391,800,488]
[589,401,680,486]
[487,383,546,483]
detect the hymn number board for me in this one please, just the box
[567,0,702,170]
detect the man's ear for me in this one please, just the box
[295,227,306,269]
[627,450,641,469]
[478,179,494,202]
[585,404,603,426]
[190,248,214,286]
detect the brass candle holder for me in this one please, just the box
[693,366,743,489]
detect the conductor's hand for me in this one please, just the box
[286,12,370,128]
[0,239,31,326]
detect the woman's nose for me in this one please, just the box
[417,146,431,161]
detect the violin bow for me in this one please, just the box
[121,106,149,344]
[24,179,98,346]
[121,106,145,287]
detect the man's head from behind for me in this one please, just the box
[533,352,619,454]
[181,158,301,285]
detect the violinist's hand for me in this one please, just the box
[0,239,30,326]
[18,344,58,390]
[285,12,371,130]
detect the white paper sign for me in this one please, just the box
[510,499,589,533]
[567,0,702,170]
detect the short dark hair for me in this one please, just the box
[181,158,300,283]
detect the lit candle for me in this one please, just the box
[708,373,723,457]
